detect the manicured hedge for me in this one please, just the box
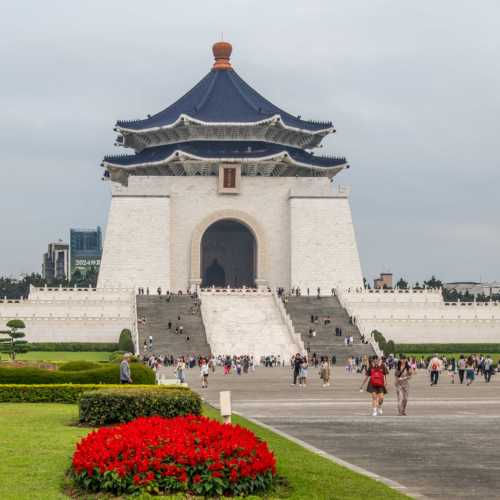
[79,387,201,426]
[0,384,161,403]
[26,342,118,352]
[0,364,155,385]
[58,361,102,372]
[396,343,500,354]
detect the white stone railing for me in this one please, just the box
[272,292,305,354]
[131,296,140,355]
[199,287,272,296]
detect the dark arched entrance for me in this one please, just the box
[201,219,256,288]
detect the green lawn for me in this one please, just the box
[12,351,112,362]
[0,403,407,499]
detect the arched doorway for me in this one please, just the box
[201,219,256,288]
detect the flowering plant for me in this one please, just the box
[71,415,276,496]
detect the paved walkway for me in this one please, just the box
[182,366,500,499]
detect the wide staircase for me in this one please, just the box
[285,296,375,363]
[200,291,302,361]
[136,295,211,358]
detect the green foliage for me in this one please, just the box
[0,363,155,385]
[395,343,500,354]
[78,387,201,426]
[0,319,28,359]
[58,361,102,372]
[26,342,118,352]
[371,330,396,355]
[396,277,408,289]
[109,351,139,363]
[118,329,134,352]
[423,275,443,289]
[385,340,396,354]
[0,384,164,403]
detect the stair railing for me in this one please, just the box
[132,291,140,355]
[272,292,305,353]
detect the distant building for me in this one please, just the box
[374,273,393,289]
[42,240,69,281]
[70,227,102,278]
[444,281,500,297]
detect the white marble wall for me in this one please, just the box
[97,176,364,292]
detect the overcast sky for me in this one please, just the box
[1,0,499,284]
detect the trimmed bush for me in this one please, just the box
[109,351,139,363]
[0,384,161,403]
[396,343,500,354]
[118,329,134,353]
[0,364,155,385]
[26,342,118,352]
[79,387,201,426]
[58,361,102,372]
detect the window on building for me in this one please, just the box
[223,167,236,188]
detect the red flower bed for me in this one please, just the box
[71,415,276,496]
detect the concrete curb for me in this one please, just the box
[209,401,428,499]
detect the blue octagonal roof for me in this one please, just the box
[116,69,333,133]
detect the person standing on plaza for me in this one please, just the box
[200,359,209,388]
[148,334,153,350]
[360,356,388,416]
[299,356,308,387]
[175,357,186,384]
[428,354,442,386]
[119,354,133,384]
[319,357,331,387]
[457,355,466,384]
[465,355,475,386]
[291,353,301,386]
[394,355,412,416]
[483,355,494,383]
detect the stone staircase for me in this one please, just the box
[136,295,211,358]
[200,291,302,360]
[285,296,375,363]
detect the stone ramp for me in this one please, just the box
[285,296,374,362]
[200,291,302,361]
[136,295,211,358]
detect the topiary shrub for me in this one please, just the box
[109,351,139,363]
[78,387,201,426]
[71,415,276,496]
[118,329,135,353]
[0,364,155,385]
[0,384,158,403]
[58,361,102,372]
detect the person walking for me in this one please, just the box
[457,355,466,384]
[119,354,133,384]
[465,355,475,386]
[394,355,412,416]
[291,353,301,386]
[148,335,153,350]
[319,357,331,387]
[360,356,388,416]
[428,354,442,386]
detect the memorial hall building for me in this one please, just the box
[0,41,498,359]
[97,41,363,295]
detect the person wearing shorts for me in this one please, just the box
[360,356,388,416]
[465,356,475,386]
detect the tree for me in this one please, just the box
[424,275,443,289]
[396,278,408,289]
[0,320,28,360]
[118,329,135,353]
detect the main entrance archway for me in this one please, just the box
[201,220,256,288]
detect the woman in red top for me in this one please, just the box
[360,356,388,416]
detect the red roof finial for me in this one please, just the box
[212,41,232,70]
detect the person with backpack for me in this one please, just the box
[428,354,442,386]
[360,355,388,416]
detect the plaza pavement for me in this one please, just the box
[182,365,500,499]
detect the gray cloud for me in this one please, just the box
[1,0,499,284]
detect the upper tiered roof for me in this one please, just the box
[115,42,335,151]
[103,41,348,181]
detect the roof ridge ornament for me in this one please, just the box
[212,41,232,70]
